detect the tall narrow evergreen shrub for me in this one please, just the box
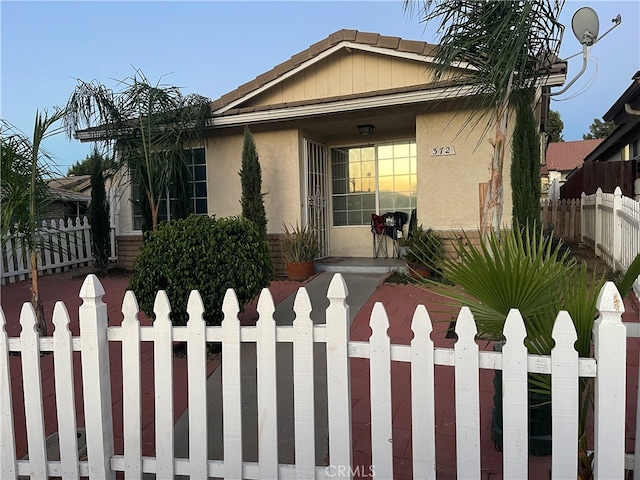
[239,127,267,238]
[511,90,541,229]
[90,151,111,275]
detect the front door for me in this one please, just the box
[304,139,329,258]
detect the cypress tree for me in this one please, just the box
[239,127,267,238]
[511,90,541,230]
[90,150,111,275]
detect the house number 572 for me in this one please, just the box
[430,146,456,156]
[431,145,456,157]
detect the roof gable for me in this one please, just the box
[211,29,446,114]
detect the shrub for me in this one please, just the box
[89,150,110,276]
[403,226,445,271]
[281,222,319,263]
[128,215,274,326]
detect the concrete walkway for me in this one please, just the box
[172,271,387,469]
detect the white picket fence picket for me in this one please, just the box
[0,274,628,479]
[582,187,640,296]
[1,217,93,285]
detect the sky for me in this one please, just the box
[1,0,639,176]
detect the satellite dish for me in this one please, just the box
[572,7,599,46]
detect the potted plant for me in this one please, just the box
[403,226,445,279]
[281,222,319,281]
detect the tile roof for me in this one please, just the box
[210,29,439,112]
[543,139,604,174]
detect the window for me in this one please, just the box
[132,147,207,230]
[331,141,416,226]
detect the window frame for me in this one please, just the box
[330,139,417,228]
[131,146,207,231]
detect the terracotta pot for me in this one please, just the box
[407,262,431,279]
[286,261,315,281]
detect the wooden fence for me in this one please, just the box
[1,273,629,478]
[1,217,93,285]
[582,187,640,295]
[540,198,581,242]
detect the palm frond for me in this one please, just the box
[404,0,565,137]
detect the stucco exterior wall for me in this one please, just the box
[416,109,513,232]
[205,129,302,233]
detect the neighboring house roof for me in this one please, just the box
[584,70,640,163]
[48,187,91,203]
[541,139,603,175]
[48,175,92,194]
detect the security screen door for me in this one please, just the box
[304,139,329,258]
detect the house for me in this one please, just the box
[561,71,640,199]
[45,175,92,221]
[541,139,603,199]
[75,30,566,269]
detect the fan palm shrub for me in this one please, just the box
[415,224,605,465]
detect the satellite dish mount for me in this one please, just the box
[549,7,621,97]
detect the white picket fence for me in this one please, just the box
[0,273,630,479]
[0,217,118,285]
[582,187,640,295]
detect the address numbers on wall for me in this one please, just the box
[430,146,456,156]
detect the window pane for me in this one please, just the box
[195,199,207,214]
[334,211,347,226]
[348,210,363,225]
[333,196,346,210]
[379,191,394,210]
[394,158,410,175]
[193,148,205,165]
[378,144,393,159]
[394,175,412,191]
[349,162,362,178]
[362,161,375,178]
[195,182,207,198]
[347,194,362,210]
[194,165,206,181]
[378,159,393,176]
[378,176,394,192]
[362,193,375,210]
[362,147,375,161]
[394,142,410,158]
[396,193,411,209]
[333,179,347,195]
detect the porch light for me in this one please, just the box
[357,124,375,135]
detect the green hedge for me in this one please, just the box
[129,215,274,325]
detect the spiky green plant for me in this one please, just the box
[281,222,319,263]
[415,223,607,472]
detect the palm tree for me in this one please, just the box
[64,69,211,232]
[404,0,565,234]
[1,109,66,336]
